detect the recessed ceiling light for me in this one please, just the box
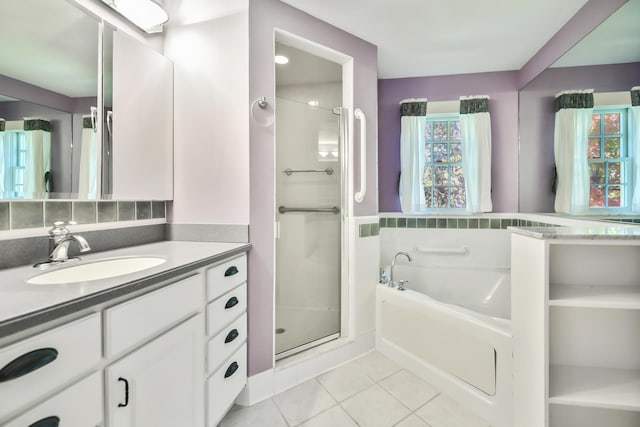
[275,55,289,65]
[308,100,319,107]
[101,0,168,33]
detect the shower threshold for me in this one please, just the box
[275,332,340,361]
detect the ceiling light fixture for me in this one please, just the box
[308,100,319,107]
[101,0,169,33]
[274,55,289,65]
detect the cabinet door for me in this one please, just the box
[105,315,203,427]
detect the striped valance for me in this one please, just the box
[0,120,4,132]
[24,118,51,132]
[400,98,428,116]
[632,86,640,107]
[553,90,594,112]
[83,115,94,129]
[460,96,489,114]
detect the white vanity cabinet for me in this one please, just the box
[512,233,640,427]
[205,254,248,427]
[104,274,205,427]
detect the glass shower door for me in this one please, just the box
[275,95,342,358]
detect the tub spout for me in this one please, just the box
[390,251,412,287]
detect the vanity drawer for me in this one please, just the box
[206,255,246,302]
[105,274,202,358]
[207,343,247,427]
[207,283,246,336]
[4,371,103,427]
[0,313,101,420]
[207,313,247,374]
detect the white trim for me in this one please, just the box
[554,89,594,98]
[460,95,490,100]
[399,98,428,104]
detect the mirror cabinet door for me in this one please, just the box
[109,30,173,201]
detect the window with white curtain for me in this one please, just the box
[588,107,630,210]
[423,114,466,209]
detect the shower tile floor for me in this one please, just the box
[220,351,491,427]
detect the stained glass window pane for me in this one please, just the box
[425,143,432,163]
[450,187,465,208]
[590,163,605,185]
[424,187,433,207]
[608,162,621,184]
[434,166,449,185]
[604,113,620,134]
[604,138,620,158]
[433,187,448,207]
[451,166,464,186]
[608,186,621,207]
[423,166,433,186]
[589,114,601,135]
[588,138,601,159]
[433,121,448,141]
[449,121,461,141]
[424,122,432,141]
[433,143,447,162]
[449,143,462,163]
[590,186,605,207]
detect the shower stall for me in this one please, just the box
[274,41,346,359]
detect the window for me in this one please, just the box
[588,108,629,209]
[423,115,465,208]
[2,131,27,198]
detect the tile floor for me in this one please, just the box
[220,351,491,427]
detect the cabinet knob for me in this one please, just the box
[224,361,239,378]
[118,377,130,407]
[225,296,239,309]
[0,348,58,383]
[29,416,60,427]
[225,329,239,344]
[224,266,239,277]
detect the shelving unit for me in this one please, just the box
[511,233,640,427]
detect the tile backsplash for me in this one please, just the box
[379,216,559,230]
[0,200,166,231]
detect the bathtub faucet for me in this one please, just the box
[390,251,412,288]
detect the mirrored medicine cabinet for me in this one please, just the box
[0,0,173,201]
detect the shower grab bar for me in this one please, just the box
[283,168,334,176]
[415,246,470,255]
[278,206,340,214]
[354,108,366,203]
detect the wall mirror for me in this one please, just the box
[0,0,173,201]
[518,0,640,221]
[0,0,100,200]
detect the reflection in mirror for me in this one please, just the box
[0,0,100,200]
[518,0,640,218]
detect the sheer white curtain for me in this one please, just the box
[399,99,427,212]
[0,120,4,195]
[631,87,640,211]
[459,96,492,213]
[23,119,51,199]
[553,90,593,214]
[78,113,99,199]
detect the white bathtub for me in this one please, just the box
[376,265,513,427]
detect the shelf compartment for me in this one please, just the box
[549,284,640,309]
[550,405,640,427]
[549,364,640,411]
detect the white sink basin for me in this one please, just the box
[27,256,167,285]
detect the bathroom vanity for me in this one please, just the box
[511,227,640,427]
[0,241,249,427]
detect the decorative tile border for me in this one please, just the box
[0,200,167,231]
[359,222,380,238]
[379,216,560,230]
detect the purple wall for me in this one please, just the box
[248,0,378,375]
[519,62,640,212]
[378,71,520,213]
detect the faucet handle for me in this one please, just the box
[398,280,408,291]
[49,220,76,236]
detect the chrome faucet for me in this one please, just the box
[390,251,412,289]
[39,221,91,266]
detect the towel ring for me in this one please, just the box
[251,97,274,127]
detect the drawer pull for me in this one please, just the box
[29,416,60,427]
[225,329,240,343]
[224,266,239,277]
[0,348,58,383]
[118,377,130,407]
[224,361,239,378]
[225,296,239,309]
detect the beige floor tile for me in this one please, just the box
[379,369,439,410]
[218,399,288,427]
[299,405,358,427]
[394,414,431,427]
[317,360,375,401]
[273,379,336,425]
[415,394,489,427]
[341,384,411,427]
[354,351,402,382]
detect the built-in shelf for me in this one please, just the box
[549,365,640,411]
[549,285,640,309]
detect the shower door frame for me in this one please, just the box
[273,29,354,362]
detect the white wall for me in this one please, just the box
[164,2,250,224]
